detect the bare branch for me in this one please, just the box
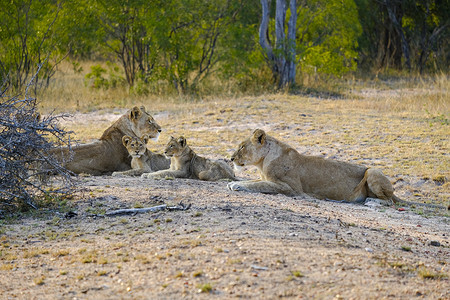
[105,202,191,217]
[0,68,77,212]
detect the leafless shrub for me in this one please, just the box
[0,72,76,212]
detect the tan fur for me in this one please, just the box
[227,129,397,203]
[141,136,235,181]
[52,106,161,175]
[112,135,170,177]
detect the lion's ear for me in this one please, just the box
[177,136,186,147]
[130,106,142,120]
[122,135,132,147]
[141,134,149,144]
[252,129,266,145]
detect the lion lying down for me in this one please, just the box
[227,129,398,204]
[142,136,235,181]
[112,135,170,177]
[51,106,161,175]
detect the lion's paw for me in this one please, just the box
[141,173,154,179]
[227,182,247,192]
[112,172,124,177]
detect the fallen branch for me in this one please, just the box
[105,205,167,216]
[167,202,191,211]
[105,202,191,217]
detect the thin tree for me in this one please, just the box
[259,0,297,88]
[0,0,67,94]
[383,0,411,71]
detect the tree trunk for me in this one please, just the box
[376,25,388,70]
[286,0,296,86]
[384,0,410,71]
[259,0,276,74]
[417,2,449,74]
[275,0,286,86]
[259,0,297,88]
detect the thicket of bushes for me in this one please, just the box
[1,0,448,96]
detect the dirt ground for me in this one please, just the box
[1,92,449,299]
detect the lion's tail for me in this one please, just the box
[393,195,448,210]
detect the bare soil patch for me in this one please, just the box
[1,94,449,299]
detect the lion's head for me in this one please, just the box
[164,136,187,158]
[128,106,161,141]
[231,129,268,167]
[122,135,148,158]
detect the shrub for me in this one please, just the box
[0,74,76,212]
[84,62,126,90]
[84,65,108,89]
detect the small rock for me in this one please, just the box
[64,211,77,219]
[365,247,373,253]
[429,241,441,247]
[251,265,268,271]
[364,199,382,207]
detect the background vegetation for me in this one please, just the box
[0,0,448,99]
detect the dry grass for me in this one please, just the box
[417,267,448,280]
[41,60,448,114]
[39,60,236,114]
[38,61,150,113]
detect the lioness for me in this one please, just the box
[227,129,398,203]
[52,106,161,175]
[141,136,235,181]
[111,135,170,176]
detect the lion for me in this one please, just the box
[141,136,236,181]
[227,128,400,204]
[52,106,161,175]
[111,135,170,177]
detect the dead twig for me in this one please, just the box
[105,202,191,217]
[105,205,168,216]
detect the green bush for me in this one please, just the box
[84,63,125,89]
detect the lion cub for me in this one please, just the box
[112,135,170,177]
[141,136,235,181]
